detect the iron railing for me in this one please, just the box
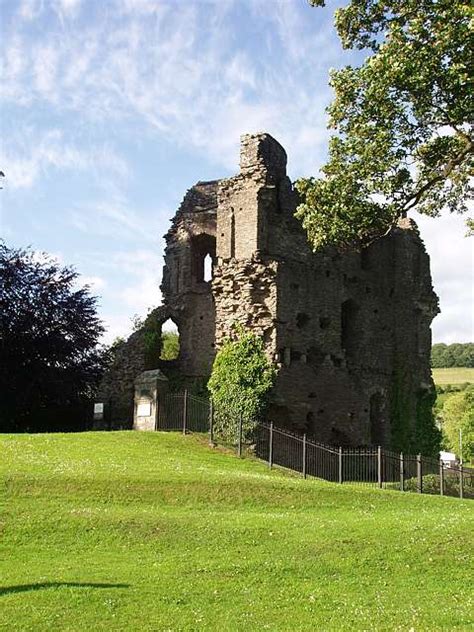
[155,391,474,500]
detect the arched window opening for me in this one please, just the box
[160,318,180,361]
[191,234,216,283]
[369,392,384,446]
[204,253,213,282]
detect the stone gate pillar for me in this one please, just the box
[133,369,169,431]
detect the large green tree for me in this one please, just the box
[0,243,105,432]
[440,386,474,463]
[296,0,473,250]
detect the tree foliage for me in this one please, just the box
[208,324,275,441]
[440,386,474,463]
[297,0,473,250]
[431,342,474,368]
[0,243,106,432]
[160,331,180,361]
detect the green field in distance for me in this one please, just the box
[432,367,474,385]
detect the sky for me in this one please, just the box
[0,0,472,345]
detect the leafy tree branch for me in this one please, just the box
[298,0,473,249]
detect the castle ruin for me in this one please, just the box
[99,133,439,450]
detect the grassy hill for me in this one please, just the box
[432,367,474,386]
[1,432,473,631]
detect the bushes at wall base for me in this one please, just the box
[208,324,275,443]
[403,474,474,499]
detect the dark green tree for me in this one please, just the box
[297,0,473,250]
[431,343,447,368]
[0,243,106,432]
[431,342,474,368]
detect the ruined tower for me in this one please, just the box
[99,133,439,449]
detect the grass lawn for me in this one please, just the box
[1,432,473,631]
[432,367,474,386]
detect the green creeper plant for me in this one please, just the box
[297,0,473,250]
[208,324,276,442]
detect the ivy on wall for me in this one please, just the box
[390,361,441,457]
[414,389,442,458]
[142,317,162,371]
[390,363,412,454]
[208,324,275,441]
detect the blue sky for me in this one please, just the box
[1,0,472,344]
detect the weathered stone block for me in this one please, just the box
[133,369,169,431]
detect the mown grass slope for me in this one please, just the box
[432,367,474,385]
[1,432,473,631]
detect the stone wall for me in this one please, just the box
[213,133,438,448]
[96,329,146,428]
[160,180,218,377]
[98,132,438,449]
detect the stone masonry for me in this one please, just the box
[99,133,439,448]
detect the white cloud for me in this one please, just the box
[416,211,474,343]
[34,44,59,100]
[93,248,163,343]
[0,128,128,190]
[18,0,44,21]
[55,0,81,17]
[80,275,106,291]
[117,0,166,16]
[0,0,338,174]
[17,0,81,21]
[119,270,160,311]
[68,196,162,244]
[110,248,162,269]
[100,312,133,345]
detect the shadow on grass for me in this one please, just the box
[0,582,129,597]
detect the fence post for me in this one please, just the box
[269,422,274,468]
[302,433,307,479]
[338,446,343,484]
[400,452,404,491]
[377,446,382,489]
[209,400,214,446]
[439,458,444,496]
[459,463,464,500]
[237,413,243,458]
[417,454,422,493]
[182,390,188,435]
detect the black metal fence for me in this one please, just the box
[156,391,474,500]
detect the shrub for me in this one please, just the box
[208,324,275,442]
[404,473,474,499]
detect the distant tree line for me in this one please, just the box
[431,343,474,368]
